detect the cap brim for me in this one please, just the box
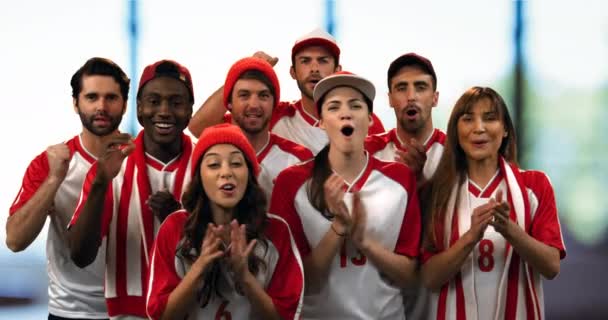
[313,74,376,103]
[292,38,341,58]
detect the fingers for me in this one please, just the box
[252,51,279,66]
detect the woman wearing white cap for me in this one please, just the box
[270,71,421,319]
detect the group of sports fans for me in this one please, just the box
[6,28,565,320]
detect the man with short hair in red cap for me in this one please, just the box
[188,28,385,154]
[68,59,196,319]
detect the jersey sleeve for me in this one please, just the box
[146,212,187,320]
[525,171,566,259]
[368,113,386,135]
[268,166,311,257]
[376,160,422,257]
[68,163,114,237]
[264,216,304,320]
[392,164,422,258]
[9,151,50,215]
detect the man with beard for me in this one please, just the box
[365,53,445,320]
[7,57,129,320]
[366,53,445,184]
[67,60,195,319]
[188,28,385,154]
[222,57,312,200]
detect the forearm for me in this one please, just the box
[303,226,343,293]
[421,232,477,290]
[160,262,204,320]
[6,176,62,252]
[68,178,108,267]
[359,239,417,288]
[188,86,226,137]
[240,271,280,320]
[506,228,561,279]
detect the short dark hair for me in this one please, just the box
[227,69,276,105]
[70,57,130,100]
[387,53,437,91]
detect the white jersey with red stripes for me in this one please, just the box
[270,154,421,320]
[365,128,446,181]
[69,132,194,318]
[256,133,313,202]
[146,211,304,320]
[422,162,566,320]
[270,100,386,154]
[9,135,108,319]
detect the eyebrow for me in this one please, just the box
[203,150,243,158]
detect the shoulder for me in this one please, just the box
[270,134,314,161]
[519,169,554,193]
[431,128,446,145]
[159,210,188,233]
[365,130,393,153]
[370,156,416,188]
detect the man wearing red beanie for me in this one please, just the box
[188,28,385,154]
[68,59,196,319]
[215,56,312,201]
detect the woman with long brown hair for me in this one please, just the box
[146,123,303,320]
[271,71,421,319]
[421,87,565,320]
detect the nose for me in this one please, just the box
[157,98,171,116]
[472,117,485,133]
[219,162,233,178]
[406,87,417,101]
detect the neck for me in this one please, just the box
[244,130,270,154]
[328,147,367,184]
[80,129,118,158]
[300,95,319,119]
[396,122,434,147]
[144,134,183,163]
[211,205,234,227]
[467,156,500,189]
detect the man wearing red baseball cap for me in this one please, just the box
[68,59,196,319]
[188,28,385,154]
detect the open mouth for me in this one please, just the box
[220,183,236,191]
[406,109,418,116]
[340,125,354,137]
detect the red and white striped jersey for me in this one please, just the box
[269,154,421,319]
[69,132,194,318]
[256,133,313,202]
[365,128,446,181]
[10,135,108,319]
[146,211,304,320]
[422,162,566,320]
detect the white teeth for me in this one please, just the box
[155,123,173,128]
[221,184,235,190]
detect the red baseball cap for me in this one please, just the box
[292,28,340,62]
[138,59,194,102]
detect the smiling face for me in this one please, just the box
[388,65,438,137]
[319,86,372,155]
[457,97,507,167]
[200,144,250,215]
[137,76,193,155]
[230,78,273,136]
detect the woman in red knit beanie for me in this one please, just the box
[146,123,304,320]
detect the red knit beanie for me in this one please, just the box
[191,123,260,177]
[223,57,280,110]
